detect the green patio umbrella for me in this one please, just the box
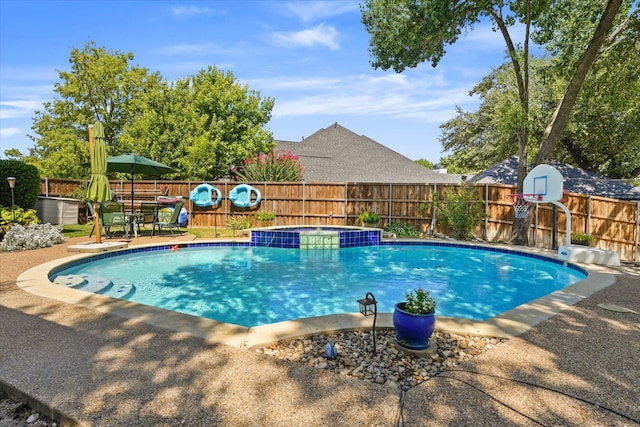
[86,122,112,244]
[106,154,175,212]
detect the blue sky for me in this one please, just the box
[0,0,519,163]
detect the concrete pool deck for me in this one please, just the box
[1,235,639,425]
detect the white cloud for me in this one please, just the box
[0,100,42,119]
[0,127,22,138]
[285,1,359,22]
[171,5,214,17]
[272,24,340,50]
[266,72,477,123]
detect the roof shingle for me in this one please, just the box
[275,123,459,184]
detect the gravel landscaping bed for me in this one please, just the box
[255,329,506,392]
[0,390,57,427]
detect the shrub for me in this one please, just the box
[0,206,40,240]
[358,211,380,225]
[234,150,303,182]
[227,216,251,236]
[256,211,276,222]
[437,184,486,240]
[0,159,41,210]
[0,223,64,251]
[386,221,420,237]
[571,233,594,244]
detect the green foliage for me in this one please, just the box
[437,184,486,240]
[403,288,437,315]
[386,221,420,237]
[0,160,41,209]
[361,0,487,71]
[22,42,275,181]
[235,150,302,182]
[571,232,594,243]
[256,211,276,222]
[63,185,90,204]
[415,159,435,169]
[358,211,380,225]
[0,206,41,240]
[439,49,639,178]
[123,66,275,180]
[0,223,64,251]
[226,216,251,236]
[26,41,165,178]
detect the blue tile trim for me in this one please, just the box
[251,228,382,248]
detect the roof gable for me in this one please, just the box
[275,123,458,183]
[471,156,640,199]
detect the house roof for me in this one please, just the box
[470,156,640,200]
[275,123,460,184]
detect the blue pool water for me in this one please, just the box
[51,244,586,327]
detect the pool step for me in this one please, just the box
[53,274,88,288]
[101,281,136,299]
[53,274,112,294]
[77,275,113,294]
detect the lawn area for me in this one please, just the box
[62,224,236,239]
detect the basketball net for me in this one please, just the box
[508,194,541,219]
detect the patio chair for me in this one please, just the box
[138,203,158,234]
[152,201,184,236]
[100,202,127,238]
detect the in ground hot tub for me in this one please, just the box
[250,225,382,248]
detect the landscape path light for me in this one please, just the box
[7,177,16,221]
[357,292,378,355]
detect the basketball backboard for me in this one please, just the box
[523,164,564,202]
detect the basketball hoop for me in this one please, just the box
[508,194,542,219]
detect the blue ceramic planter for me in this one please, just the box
[393,302,436,350]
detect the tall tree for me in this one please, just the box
[439,48,639,179]
[27,41,164,178]
[120,66,275,180]
[361,0,634,244]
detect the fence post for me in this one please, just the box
[484,184,488,240]
[302,182,306,225]
[635,201,639,262]
[430,183,437,236]
[587,195,592,233]
[344,183,348,224]
[388,183,392,225]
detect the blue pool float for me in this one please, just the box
[190,183,222,207]
[229,184,261,208]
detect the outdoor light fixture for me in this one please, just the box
[7,177,16,220]
[357,292,378,354]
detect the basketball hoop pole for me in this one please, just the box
[551,200,572,247]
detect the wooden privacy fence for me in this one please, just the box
[41,178,640,261]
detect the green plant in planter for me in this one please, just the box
[571,232,594,245]
[393,288,437,350]
[404,288,437,314]
[358,211,380,225]
[256,211,276,222]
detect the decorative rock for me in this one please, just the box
[254,330,506,392]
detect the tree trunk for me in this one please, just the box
[535,0,623,164]
[514,0,622,245]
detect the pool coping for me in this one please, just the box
[16,239,616,348]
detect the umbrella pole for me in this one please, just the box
[93,202,102,244]
[130,165,135,213]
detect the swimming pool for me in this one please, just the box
[50,242,587,328]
